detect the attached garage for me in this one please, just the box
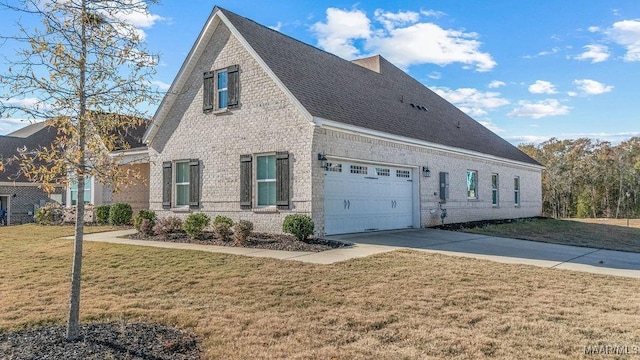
[324,160,416,235]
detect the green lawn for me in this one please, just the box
[1,224,640,359]
[460,218,640,253]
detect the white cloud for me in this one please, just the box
[507,132,640,145]
[420,9,447,18]
[575,44,610,63]
[507,99,570,119]
[538,47,560,56]
[528,80,558,94]
[478,120,504,133]
[428,71,441,79]
[374,9,419,31]
[150,80,171,91]
[312,7,496,72]
[269,22,283,32]
[567,91,578,97]
[433,87,509,117]
[487,80,505,88]
[311,8,372,59]
[0,118,30,135]
[573,79,613,95]
[588,26,601,32]
[100,3,164,40]
[607,19,640,61]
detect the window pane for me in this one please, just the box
[84,189,91,204]
[218,91,227,108]
[467,171,478,198]
[70,190,77,205]
[217,71,227,89]
[258,182,276,206]
[514,177,520,190]
[176,162,190,183]
[257,155,276,180]
[218,71,228,108]
[176,184,189,206]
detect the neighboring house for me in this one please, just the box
[0,122,150,225]
[144,7,543,236]
[0,123,65,224]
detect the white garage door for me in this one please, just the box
[324,161,414,235]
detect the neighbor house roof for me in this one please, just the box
[147,7,539,167]
[1,121,149,183]
[0,123,59,182]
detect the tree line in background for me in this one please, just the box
[519,137,640,219]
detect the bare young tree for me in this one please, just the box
[0,0,160,340]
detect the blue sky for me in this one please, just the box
[1,0,639,145]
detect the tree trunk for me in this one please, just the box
[66,176,85,341]
[66,0,87,341]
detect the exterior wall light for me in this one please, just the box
[318,153,328,169]
[422,166,431,177]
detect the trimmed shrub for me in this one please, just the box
[139,219,155,236]
[34,203,63,225]
[233,220,253,243]
[282,214,314,241]
[109,203,133,226]
[134,209,157,231]
[95,205,111,225]
[183,213,210,240]
[213,215,234,241]
[153,216,183,237]
[35,206,53,225]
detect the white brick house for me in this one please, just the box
[144,7,543,236]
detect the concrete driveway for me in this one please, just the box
[327,228,640,278]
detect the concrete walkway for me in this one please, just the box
[70,228,640,279]
[68,230,396,265]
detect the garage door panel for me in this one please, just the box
[324,161,414,235]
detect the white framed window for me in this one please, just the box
[466,170,478,199]
[216,69,228,109]
[257,154,276,206]
[396,169,410,178]
[174,161,190,207]
[514,176,520,206]
[69,176,93,205]
[375,168,390,176]
[491,173,499,206]
[350,165,368,174]
[325,163,342,172]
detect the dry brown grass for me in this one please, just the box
[2,224,640,359]
[569,217,640,229]
[463,218,640,253]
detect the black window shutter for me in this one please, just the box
[276,151,290,209]
[203,71,214,111]
[240,154,252,209]
[162,161,172,209]
[227,64,239,108]
[439,172,449,201]
[189,159,200,208]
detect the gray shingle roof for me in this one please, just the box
[219,7,539,166]
[1,121,148,182]
[0,124,58,182]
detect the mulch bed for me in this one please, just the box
[0,322,200,360]
[128,231,349,252]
